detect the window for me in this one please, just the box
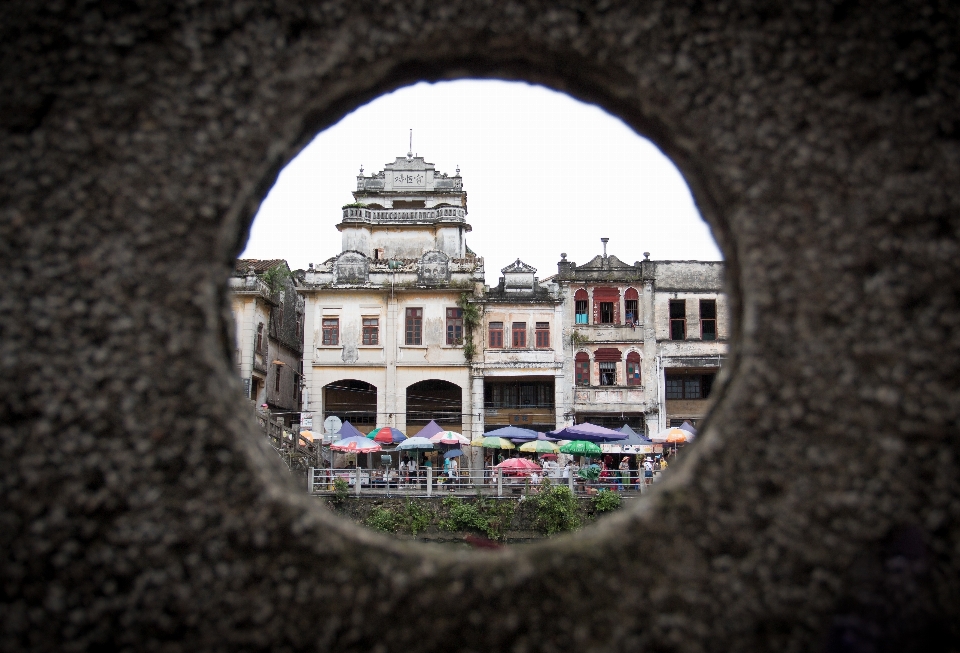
[535,322,550,348]
[405,307,422,345]
[274,365,282,392]
[575,352,590,386]
[626,352,641,386]
[665,374,716,399]
[322,318,339,345]
[362,318,379,345]
[599,362,617,386]
[599,302,614,324]
[625,288,639,325]
[574,289,588,324]
[670,300,686,340]
[484,380,555,409]
[255,322,264,352]
[446,307,463,345]
[295,315,302,341]
[512,322,526,348]
[488,321,503,348]
[593,288,620,324]
[700,299,717,340]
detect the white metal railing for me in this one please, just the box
[306,466,663,497]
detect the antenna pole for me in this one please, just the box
[408,129,413,158]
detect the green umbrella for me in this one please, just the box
[559,440,602,456]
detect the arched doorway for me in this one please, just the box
[323,379,377,433]
[405,379,462,436]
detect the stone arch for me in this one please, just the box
[322,379,378,433]
[405,378,463,435]
[4,3,958,653]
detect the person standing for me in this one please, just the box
[618,456,630,492]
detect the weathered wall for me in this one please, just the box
[2,2,959,653]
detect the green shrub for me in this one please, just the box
[592,489,622,513]
[331,478,350,506]
[529,479,581,535]
[365,506,399,532]
[439,495,515,541]
[400,500,434,536]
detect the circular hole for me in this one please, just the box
[233,80,728,545]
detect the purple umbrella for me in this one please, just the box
[417,420,444,440]
[549,422,628,443]
[337,421,366,439]
[487,426,538,442]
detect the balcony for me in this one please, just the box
[341,206,467,223]
[574,386,647,410]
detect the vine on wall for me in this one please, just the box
[457,292,481,361]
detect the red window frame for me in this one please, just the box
[626,352,642,386]
[488,322,503,348]
[512,322,527,348]
[575,352,590,386]
[446,308,463,345]
[535,322,550,348]
[322,318,339,346]
[405,308,422,345]
[362,318,379,345]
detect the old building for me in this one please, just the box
[298,151,484,438]
[554,244,728,435]
[473,260,564,434]
[230,259,305,421]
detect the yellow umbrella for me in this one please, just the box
[519,440,559,453]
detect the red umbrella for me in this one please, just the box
[495,458,542,476]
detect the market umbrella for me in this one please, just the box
[679,421,698,440]
[495,457,541,476]
[299,430,315,442]
[651,427,690,443]
[337,421,366,440]
[396,436,435,451]
[443,449,464,459]
[549,422,627,443]
[430,431,471,445]
[559,440,603,456]
[519,440,560,454]
[367,427,407,444]
[539,453,558,460]
[577,464,601,481]
[484,426,538,441]
[417,420,445,440]
[330,435,382,453]
[537,432,561,442]
[471,436,516,450]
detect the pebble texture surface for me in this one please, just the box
[2,1,959,651]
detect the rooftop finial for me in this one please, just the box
[408,129,413,159]
[601,237,610,258]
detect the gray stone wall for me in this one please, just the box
[2,2,958,652]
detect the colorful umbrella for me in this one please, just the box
[330,435,382,453]
[367,427,407,444]
[519,440,560,454]
[651,427,689,443]
[559,440,602,456]
[430,431,471,445]
[472,436,516,450]
[539,453,558,460]
[396,436,435,450]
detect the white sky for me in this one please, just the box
[241,80,722,278]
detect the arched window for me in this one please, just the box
[626,351,641,386]
[593,287,620,324]
[575,352,590,386]
[624,288,639,325]
[574,289,588,325]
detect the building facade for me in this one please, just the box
[554,249,728,435]
[473,260,564,435]
[230,259,305,420]
[298,152,484,439]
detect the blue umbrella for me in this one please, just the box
[619,424,653,445]
[486,426,538,441]
[337,421,366,439]
[443,449,464,458]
